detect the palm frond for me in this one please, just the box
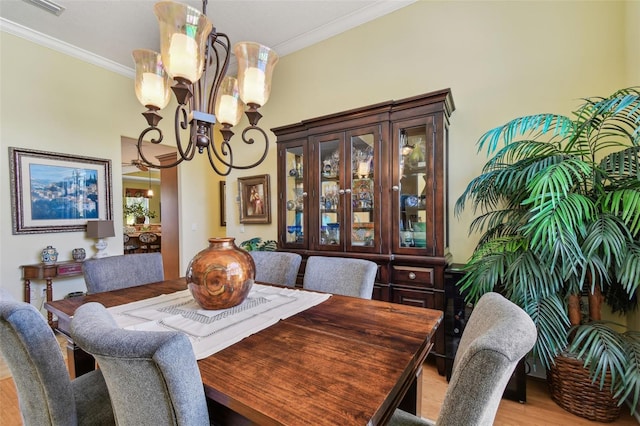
[617,243,640,295]
[602,189,640,236]
[524,294,569,369]
[569,322,628,394]
[478,114,573,154]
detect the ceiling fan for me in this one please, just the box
[122,154,149,174]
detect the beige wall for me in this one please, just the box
[1,1,637,312]
[0,32,222,304]
[226,0,631,260]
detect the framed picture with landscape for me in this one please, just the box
[238,174,271,224]
[9,147,113,234]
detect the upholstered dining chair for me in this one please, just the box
[138,232,161,253]
[123,233,139,254]
[389,292,537,426]
[302,256,377,299]
[82,252,164,294]
[70,302,211,426]
[0,300,115,426]
[250,251,302,287]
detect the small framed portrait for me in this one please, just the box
[238,174,271,224]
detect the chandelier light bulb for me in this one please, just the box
[215,76,243,126]
[168,33,199,82]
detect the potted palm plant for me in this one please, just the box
[455,87,640,421]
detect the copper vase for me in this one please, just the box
[186,237,255,310]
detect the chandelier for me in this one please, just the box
[132,0,279,175]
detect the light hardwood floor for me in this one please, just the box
[1,343,638,425]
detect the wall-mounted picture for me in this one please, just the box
[9,147,113,234]
[238,174,271,224]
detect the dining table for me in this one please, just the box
[45,278,443,426]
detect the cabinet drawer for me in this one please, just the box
[392,287,436,308]
[57,262,83,276]
[392,265,434,288]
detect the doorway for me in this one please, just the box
[121,137,180,278]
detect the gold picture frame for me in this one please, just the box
[238,174,271,224]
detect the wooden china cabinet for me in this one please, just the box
[273,89,455,374]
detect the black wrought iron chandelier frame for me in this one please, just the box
[136,0,269,176]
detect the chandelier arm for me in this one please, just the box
[174,104,197,162]
[137,129,185,169]
[206,33,231,114]
[214,125,269,170]
[205,144,232,176]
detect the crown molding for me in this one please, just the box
[1,1,415,79]
[0,17,135,79]
[272,0,417,56]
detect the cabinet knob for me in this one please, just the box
[302,192,308,197]
[338,189,345,195]
[408,272,416,280]
[344,189,352,194]
[392,185,399,191]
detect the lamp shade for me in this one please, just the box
[214,76,243,126]
[154,1,212,83]
[234,42,279,107]
[132,49,171,109]
[86,220,115,239]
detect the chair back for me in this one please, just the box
[0,301,75,424]
[302,256,377,299]
[437,292,537,426]
[250,251,302,287]
[0,301,107,425]
[83,252,164,294]
[71,302,210,426]
[138,232,161,253]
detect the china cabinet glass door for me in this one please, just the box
[282,144,306,247]
[312,126,381,252]
[314,133,343,251]
[346,126,380,253]
[393,118,435,255]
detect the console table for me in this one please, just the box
[20,261,84,327]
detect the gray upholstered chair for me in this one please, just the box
[302,256,377,299]
[70,302,210,426]
[0,300,115,426]
[250,251,302,287]
[389,292,537,426]
[82,252,164,294]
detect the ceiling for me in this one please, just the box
[1,0,414,167]
[0,0,414,73]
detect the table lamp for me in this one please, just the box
[86,220,115,258]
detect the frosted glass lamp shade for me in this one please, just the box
[215,76,243,126]
[154,1,212,83]
[234,42,279,107]
[132,49,171,109]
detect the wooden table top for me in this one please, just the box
[45,278,442,426]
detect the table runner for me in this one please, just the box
[107,284,331,359]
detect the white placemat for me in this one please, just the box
[107,284,331,359]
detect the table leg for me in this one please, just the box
[398,364,423,416]
[65,340,96,379]
[24,279,31,303]
[46,278,53,327]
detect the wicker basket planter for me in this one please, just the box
[547,353,621,422]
